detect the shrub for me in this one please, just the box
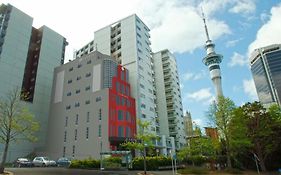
[69,159,100,169]
[131,156,172,170]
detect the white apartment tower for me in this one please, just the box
[152,50,186,149]
[75,14,157,134]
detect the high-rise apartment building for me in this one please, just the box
[47,51,136,159]
[0,3,67,161]
[74,14,157,135]
[152,50,186,149]
[250,44,281,107]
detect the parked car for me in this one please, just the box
[32,157,56,167]
[56,157,71,167]
[13,158,33,168]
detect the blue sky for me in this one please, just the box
[3,0,281,127]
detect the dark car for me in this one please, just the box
[56,157,71,167]
[13,158,33,168]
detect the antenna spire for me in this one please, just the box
[201,8,210,41]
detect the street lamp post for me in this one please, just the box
[143,143,147,175]
[99,137,103,171]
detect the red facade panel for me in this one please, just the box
[108,65,136,150]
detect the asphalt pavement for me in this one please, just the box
[6,167,142,175]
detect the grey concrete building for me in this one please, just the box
[46,51,137,160]
[0,3,67,161]
[250,44,281,107]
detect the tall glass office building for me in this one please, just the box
[0,3,67,161]
[250,44,281,107]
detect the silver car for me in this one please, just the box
[32,157,56,167]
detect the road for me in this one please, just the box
[6,167,140,175]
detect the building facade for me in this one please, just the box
[47,51,136,159]
[152,50,186,149]
[183,111,193,138]
[0,3,67,161]
[250,44,281,107]
[74,15,157,135]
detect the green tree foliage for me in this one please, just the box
[122,119,157,151]
[230,102,281,172]
[206,96,236,168]
[0,88,40,173]
[178,137,219,166]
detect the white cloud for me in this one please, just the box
[229,0,256,15]
[183,72,194,81]
[243,79,258,100]
[226,38,242,47]
[260,12,270,23]
[186,88,213,102]
[248,3,281,56]
[182,70,207,81]
[228,52,248,67]
[138,0,231,53]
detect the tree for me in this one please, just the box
[206,96,236,168]
[122,119,157,174]
[231,102,281,172]
[178,136,219,166]
[0,88,39,173]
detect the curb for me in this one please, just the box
[0,171,14,175]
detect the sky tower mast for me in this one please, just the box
[201,10,223,99]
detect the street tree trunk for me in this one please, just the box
[0,138,10,173]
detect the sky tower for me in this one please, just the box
[202,11,223,99]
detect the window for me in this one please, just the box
[96,96,101,102]
[140,83,145,89]
[98,125,101,137]
[63,147,66,157]
[76,89,80,94]
[66,105,71,110]
[69,67,73,72]
[86,112,90,122]
[72,145,75,155]
[67,92,71,96]
[68,79,72,84]
[126,112,130,121]
[75,102,80,107]
[77,76,81,81]
[65,116,68,127]
[137,33,141,38]
[75,114,79,125]
[118,126,124,137]
[85,100,90,105]
[64,131,67,142]
[86,127,89,139]
[141,104,146,109]
[99,109,102,120]
[118,110,123,120]
[85,72,91,77]
[126,127,130,137]
[85,86,90,91]
[77,64,82,68]
[142,114,146,118]
[87,60,92,64]
[74,129,77,140]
